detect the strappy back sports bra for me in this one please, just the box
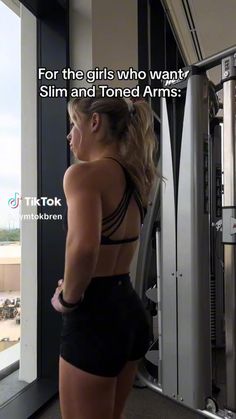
[62,157,147,245]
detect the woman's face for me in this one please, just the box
[67,111,91,160]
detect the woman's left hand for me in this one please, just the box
[51,279,72,314]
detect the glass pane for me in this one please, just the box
[0,0,21,373]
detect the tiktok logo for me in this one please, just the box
[8,193,61,208]
[8,192,22,209]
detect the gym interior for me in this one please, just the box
[0,0,236,418]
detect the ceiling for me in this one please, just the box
[162,0,236,85]
[187,0,236,60]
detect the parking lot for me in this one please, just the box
[0,291,20,348]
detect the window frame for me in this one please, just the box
[0,1,69,416]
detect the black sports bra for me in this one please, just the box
[62,157,147,245]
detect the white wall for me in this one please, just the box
[70,0,138,88]
[70,0,93,88]
[92,0,138,88]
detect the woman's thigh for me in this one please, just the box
[59,356,117,419]
[113,360,139,419]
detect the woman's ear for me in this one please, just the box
[90,112,101,132]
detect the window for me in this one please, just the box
[0,0,21,369]
[0,0,29,406]
[0,0,69,415]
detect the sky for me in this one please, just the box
[0,1,21,229]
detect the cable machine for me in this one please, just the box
[135,45,236,419]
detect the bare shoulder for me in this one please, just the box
[63,160,115,195]
[63,162,90,186]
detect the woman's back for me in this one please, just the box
[95,156,145,276]
[63,156,145,276]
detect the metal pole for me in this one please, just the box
[222,55,236,411]
[194,45,236,72]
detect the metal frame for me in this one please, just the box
[221,55,236,412]
[135,43,236,419]
[177,73,211,408]
[160,98,178,399]
[37,0,70,380]
[157,71,212,408]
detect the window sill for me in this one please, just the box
[0,369,27,407]
[0,377,58,419]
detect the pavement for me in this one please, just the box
[0,318,20,342]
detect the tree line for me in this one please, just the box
[0,229,20,242]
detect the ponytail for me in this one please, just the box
[121,100,158,207]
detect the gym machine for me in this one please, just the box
[134,45,236,418]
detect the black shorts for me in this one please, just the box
[60,273,151,377]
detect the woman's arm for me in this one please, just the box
[62,163,102,304]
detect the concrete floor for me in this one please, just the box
[33,386,205,419]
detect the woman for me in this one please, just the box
[51,95,158,419]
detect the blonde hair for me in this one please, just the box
[68,96,158,207]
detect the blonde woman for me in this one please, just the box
[51,95,158,419]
